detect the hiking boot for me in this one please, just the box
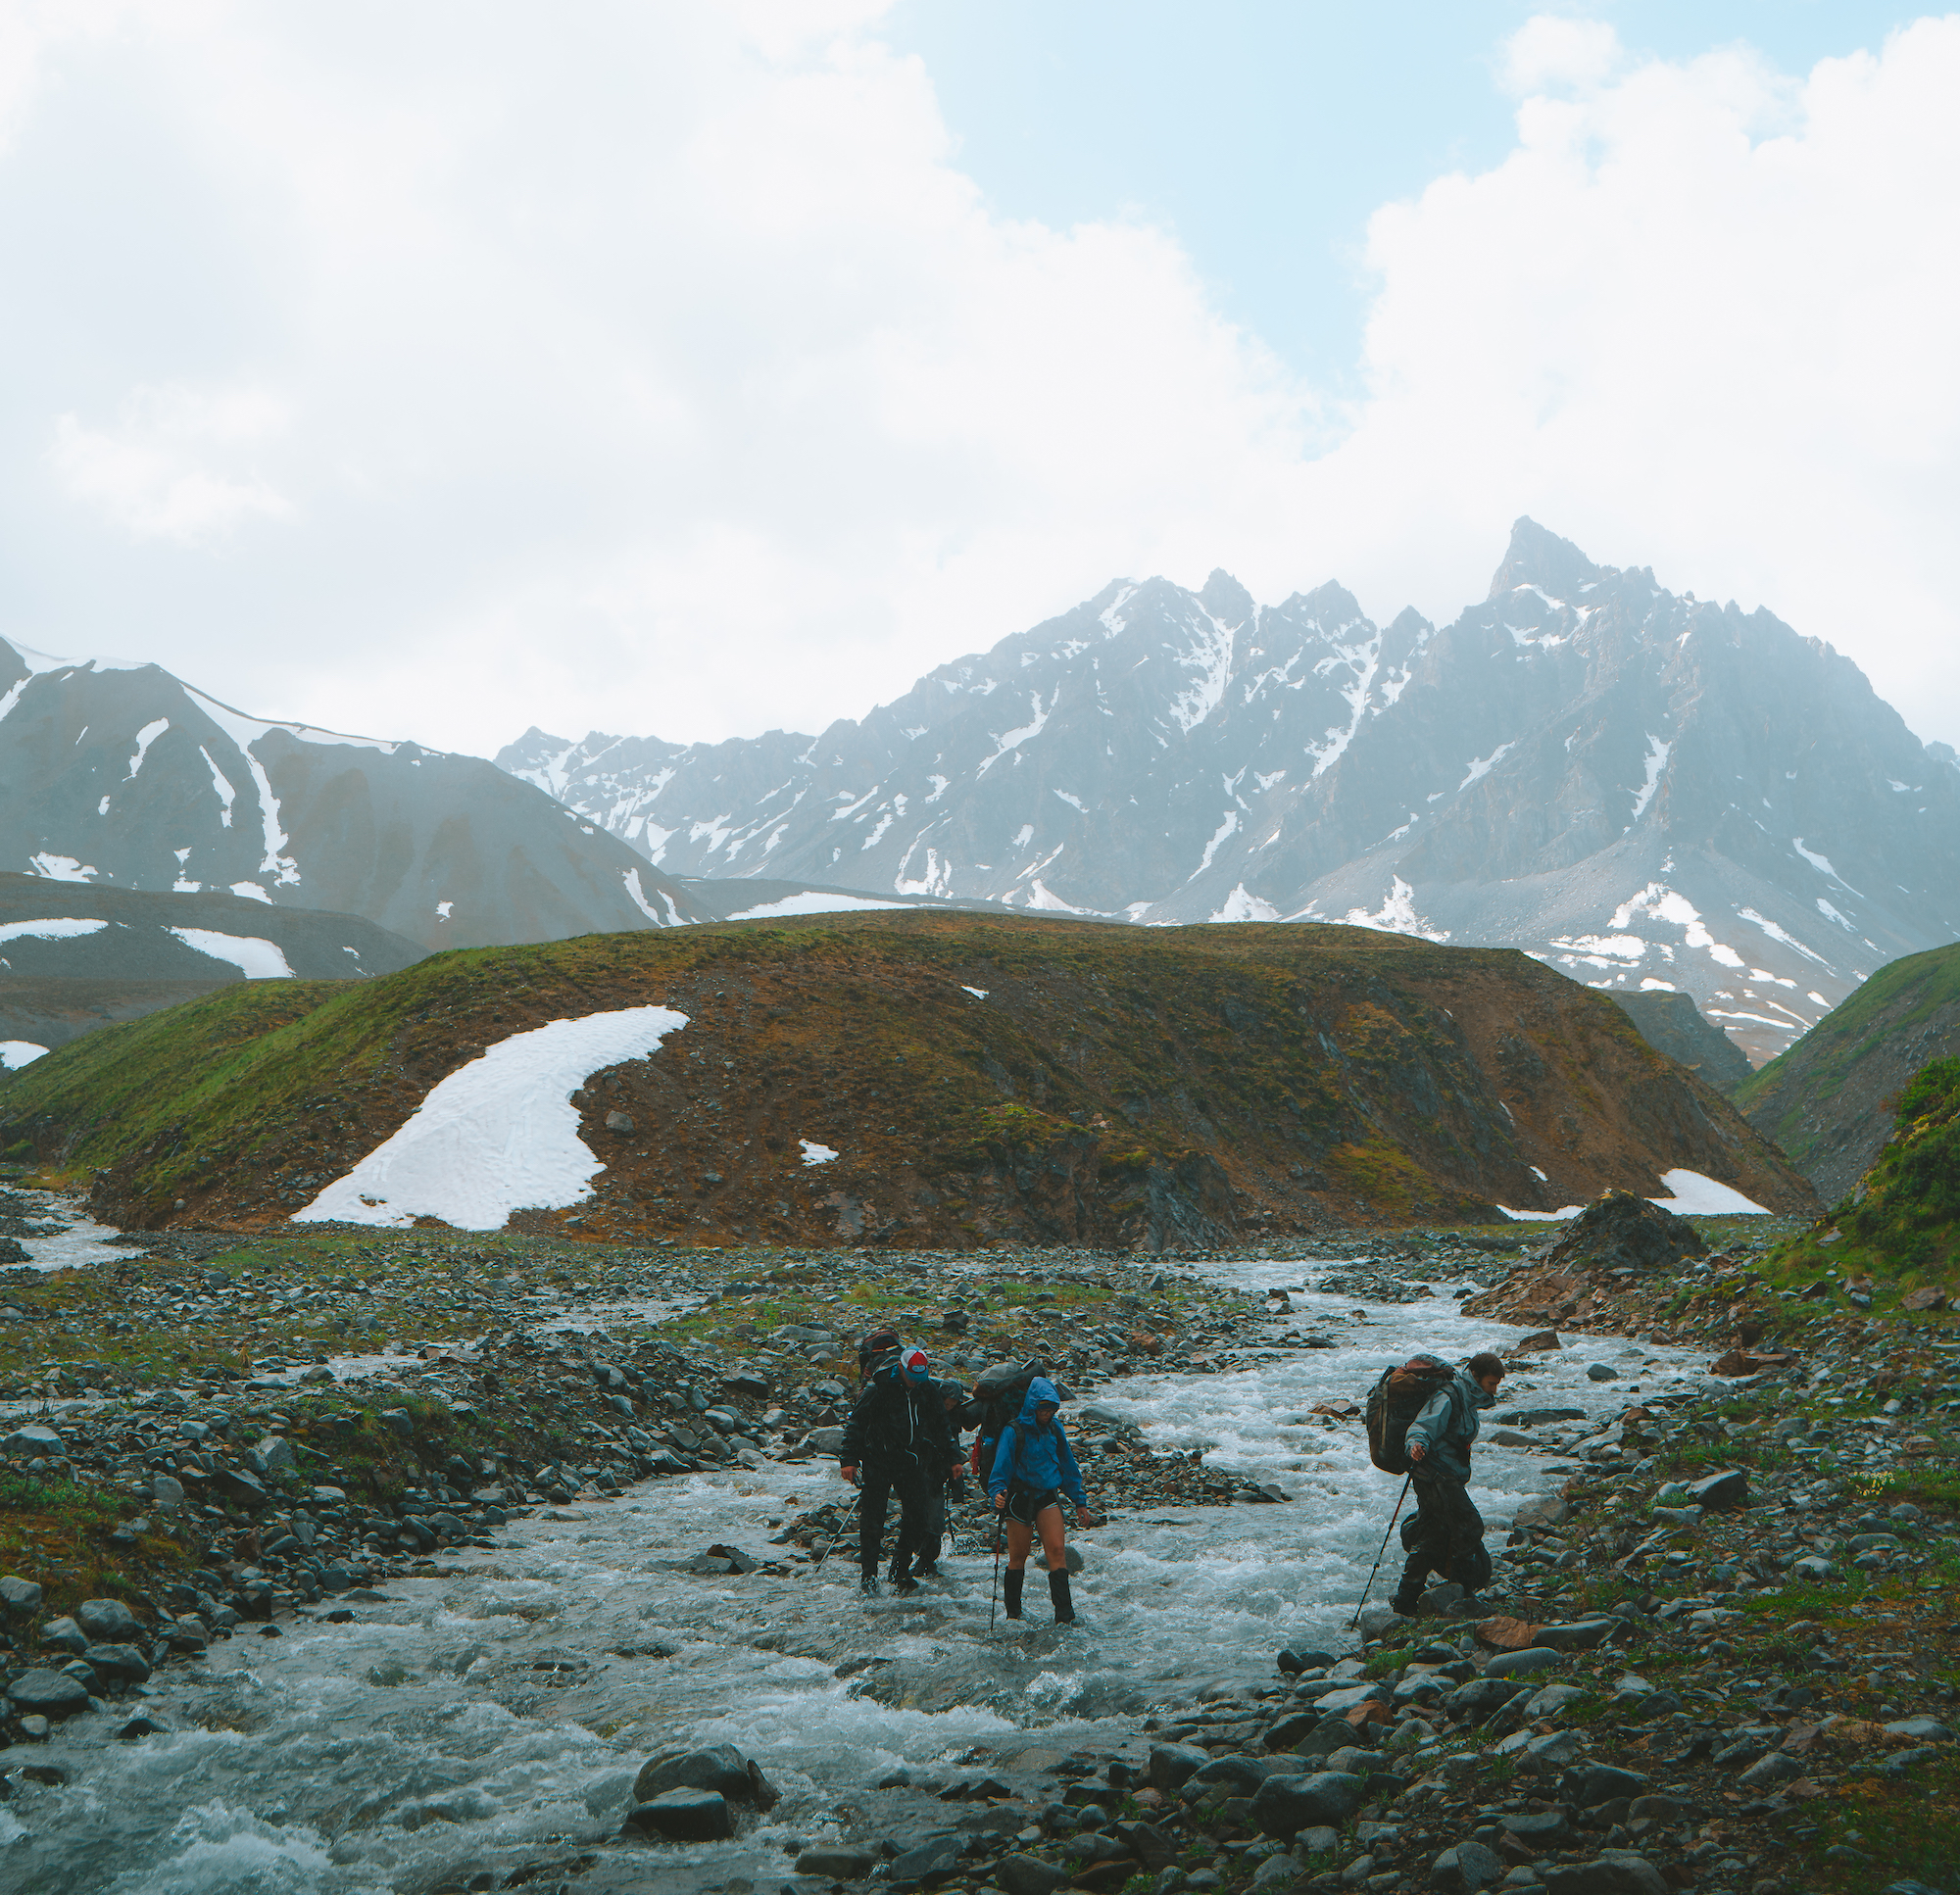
[891,1574,920,1595]
[1049,1571,1076,1626]
[858,1574,881,1598]
[911,1560,941,1580]
[1390,1589,1422,1619]
[1003,1570,1024,1620]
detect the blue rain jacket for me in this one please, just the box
[987,1376,1086,1506]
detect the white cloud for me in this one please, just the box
[0,7,1956,756]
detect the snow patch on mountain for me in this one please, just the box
[1344,877,1449,943]
[166,928,295,979]
[297,1006,689,1229]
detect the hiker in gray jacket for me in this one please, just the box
[1393,1351,1504,1616]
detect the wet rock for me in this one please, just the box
[998,1856,1072,1895]
[1249,1770,1365,1838]
[246,1435,294,1477]
[113,1715,168,1739]
[81,1642,152,1683]
[1685,1469,1748,1510]
[74,1598,141,1641]
[1510,1332,1562,1354]
[1357,1605,1401,1638]
[1446,1677,1527,1721]
[889,1833,964,1881]
[633,1743,776,1808]
[37,1616,89,1655]
[1525,1730,1584,1768]
[0,1574,42,1615]
[1739,1752,1803,1788]
[1542,1851,1667,1895]
[1192,1755,1269,1797]
[3,1423,62,1457]
[1882,1717,1953,1742]
[1533,1619,1617,1652]
[1573,1765,1649,1807]
[1485,1647,1562,1679]
[795,1846,877,1878]
[5,1669,91,1719]
[1585,1364,1619,1382]
[621,1789,734,1841]
[1499,1810,1572,1847]
[1430,1840,1503,1891]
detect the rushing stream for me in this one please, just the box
[1,1265,1713,1895]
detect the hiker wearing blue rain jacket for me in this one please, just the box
[1394,1352,1504,1617]
[988,1375,1093,1625]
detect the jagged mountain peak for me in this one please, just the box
[1198,568,1255,626]
[1488,515,1602,603]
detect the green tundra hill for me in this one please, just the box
[0,911,1816,1248]
[1737,941,1960,1198]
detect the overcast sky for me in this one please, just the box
[3,3,1956,756]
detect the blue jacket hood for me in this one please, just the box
[1018,1376,1062,1422]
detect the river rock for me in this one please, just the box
[1882,1717,1953,1742]
[1533,1618,1617,1652]
[1740,1752,1803,1788]
[1542,1851,1667,1895]
[1686,1469,1748,1510]
[1485,1646,1562,1678]
[81,1642,152,1683]
[889,1834,964,1881]
[1250,1770,1365,1838]
[212,1467,273,1510]
[1148,1742,1210,1790]
[1192,1754,1269,1797]
[1446,1677,1526,1721]
[151,1474,186,1512]
[1541,1190,1703,1276]
[997,1855,1072,1895]
[1574,1765,1649,1807]
[0,1575,42,1615]
[1500,1809,1572,1847]
[37,1615,89,1655]
[622,1788,734,1841]
[795,1847,876,1878]
[75,1598,142,1641]
[1430,1840,1502,1891]
[633,1742,776,1808]
[6,1669,91,1719]
[1585,1363,1619,1381]
[247,1435,295,1477]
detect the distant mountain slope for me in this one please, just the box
[499,520,1960,1065]
[0,913,1817,1242]
[1737,942,1960,1199]
[1613,991,1753,1093]
[0,638,708,949]
[0,871,426,981]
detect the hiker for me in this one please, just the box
[988,1375,1092,1625]
[840,1342,961,1597]
[1393,1349,1505,1616]
[909,1379,972,1581]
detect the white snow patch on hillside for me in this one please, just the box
[1,1042,48,1070]
[1343,877,1449,943]
[1167,609,1236,733]
[298,1006,690,1230]
[1024,878,1084,912]
[1550,933,1645,962]
[167,929,295,979]
[228,883,270,903]
[28,853,97,882]
[1736,906,1831,967]
[1190,808,1239,879]
[724,892,913,919]
[622,868,662,922]
[1303,630,1381,776]
[800,1139,838,1166]
[961,986,988,1000]
[1459,741,1513,790]
[1650,1170,1770,1215]
[124,717,169,781]
[1791,837,1862,895]
[1816,898,1856,930]
[976,689,1056,776]
[1629,734,1670,821]
[1053,789,1086,812]
[1609,883,1744,969]
[0,918,108,945]
[199,747,237,826]
[1209,884,1280,924]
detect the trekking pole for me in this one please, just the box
[988,1511,1003,1631]
[810,1494,860,1570]
[1348,1475,1413,1628]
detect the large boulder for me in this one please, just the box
[1250,1771,1366,1838]
[7,1668,92,1719]
[1543,1852,1668,1895]
[1147,1742,1212,1791]
[621,1789,734,1842]
[75,1598,142,1641]
[632,1743,777,1810]
[1542,1191,1704,1276]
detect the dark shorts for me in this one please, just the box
[1006,1483,1062,1526]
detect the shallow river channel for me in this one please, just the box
[1,1263,1712,1895]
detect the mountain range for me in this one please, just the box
[0,638,706,950]
[500,520,1960,1063]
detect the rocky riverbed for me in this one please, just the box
[0,1191,1952,1895]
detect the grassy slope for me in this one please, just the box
[0,912,1817,1242]
[1737,942,1960,1196]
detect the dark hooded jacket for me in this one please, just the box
[840,1361,956,1470]
[987,1376,1086,1505]
[1403,1367,1497,1482]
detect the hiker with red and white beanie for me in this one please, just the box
[839,1337,961,1597]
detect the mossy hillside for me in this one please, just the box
[1769,1055,1960,1292]
[1738,941,1960,1198]
[0,910,1816,1243]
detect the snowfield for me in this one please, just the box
[296,1006,689,1230]
[1499,1166,1770,1221]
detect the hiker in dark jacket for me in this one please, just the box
[840,1344,961,1596]
[1393,1351,1504,1616]
[988,1375,1092,1625]
[910,1379,972,1580]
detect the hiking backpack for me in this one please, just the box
[1363,1354,1456,1473]
[968,1359,1065,1478]
[857,1328,902,1381]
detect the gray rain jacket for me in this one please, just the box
[1403,1368,1497,1482]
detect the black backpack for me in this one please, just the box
[1364,1354,1455,1473]
[970,1359,1067,1475]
